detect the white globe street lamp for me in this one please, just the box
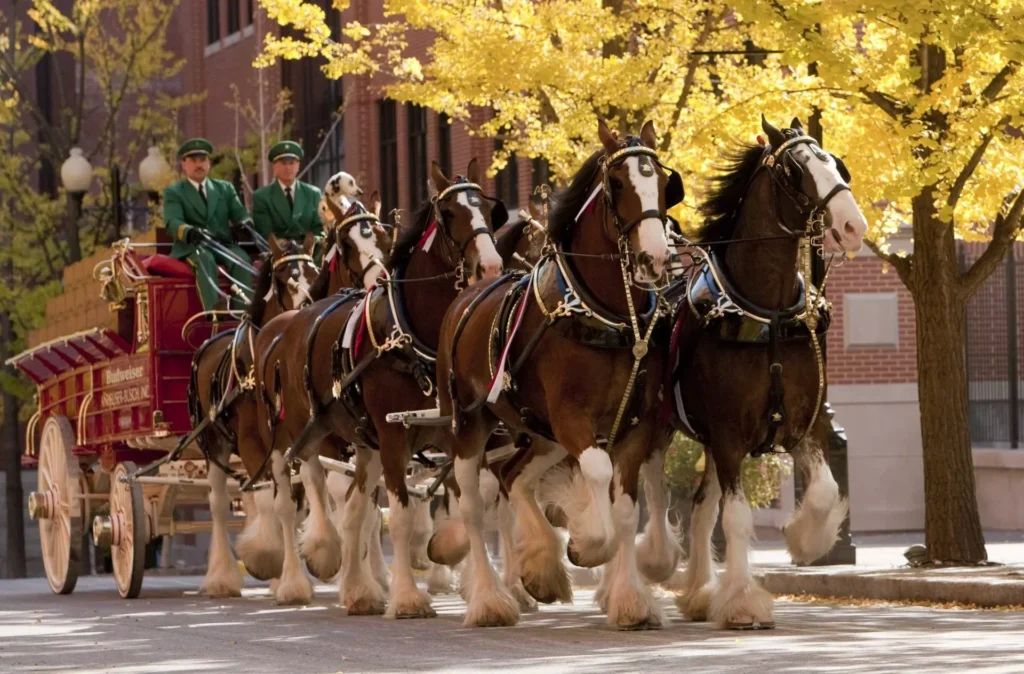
[60,148,93,194]
[138,145,172,197]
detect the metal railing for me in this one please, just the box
[963,244,1023,448]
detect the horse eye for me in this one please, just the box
[611,178,624,191]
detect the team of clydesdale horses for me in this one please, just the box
[189,116,867,630]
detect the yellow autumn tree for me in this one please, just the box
[736,0,1023,563]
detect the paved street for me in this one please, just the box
[2,576,1023,673]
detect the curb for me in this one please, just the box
[755,568,1024,608]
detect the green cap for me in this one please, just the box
[269,140,303,162]
[178,138,213,160]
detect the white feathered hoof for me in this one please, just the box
[200,566,243,598]
[508,581,539,612]
[520,547,573,604]
[373,566,393,594]
[566,536,615,569]
[427,527,470,566]
[236,514,284,581]
[464,584,521,627]
[605,576,664,630]
[709,576,774,630]
[674,581,715,622]
[344,581,387,616]
[784,497,849,564]
[387,587,437,619]
[274,572,314,606]
[636,533,682,584]
[300,522,343,582]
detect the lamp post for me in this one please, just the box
[59,145,170,241]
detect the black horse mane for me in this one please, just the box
[389,198,434,270]
[493,217,529,266]
[308,226,337,301]
[696,142,768,245]
[247,251,274,325]
[547,149,603,247]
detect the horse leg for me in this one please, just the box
[409,496,433,571]
[784,418,848,563]
[708,451,774,629]
[601,431,664,630]
[427,559,454,595]
[506,439,572,604]
[234,418,285,582]
[426,489,470,567]
[674,452,721,620]
[200,444,244,597]
[547,414,616,568]
[496,490,537,611]
[339,445,386,615]
[458,465,500,605]
[325,469,350,580]
[381,432,435,619]
[636,447,683,583]
[271,450,314,605]
[454,446,520,627]
[298,454,343,582]
[364,493,391,592]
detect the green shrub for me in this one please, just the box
[664,433,791,509]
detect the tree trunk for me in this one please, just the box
[910,192,987,563]
[0,310,27,579]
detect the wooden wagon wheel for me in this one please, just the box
[105,462,148,598]
[29,416,83,595]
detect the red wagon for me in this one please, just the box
[7,240,243,597]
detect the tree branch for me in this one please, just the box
[861,88,909,121]
[661,9,720,152]
[960,189,1024,301]
[865,237,913,286]
[947,115,1010,207]
[979,61,1019,102]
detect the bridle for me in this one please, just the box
[431,177,506,289]
[757,134,852,245]
[328,208,387,285]
[267,252,318,310]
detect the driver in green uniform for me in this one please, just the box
[252,141,325,261]
[162,138,254,311]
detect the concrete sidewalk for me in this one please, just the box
[748,530,1024,607]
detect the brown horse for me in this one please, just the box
[668,117,867,628]
[237,196,393,604]
[189,234,320,598]
[435,120,682,628]
[260,159,508,616]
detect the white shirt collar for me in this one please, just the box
[278,179,296,193]
[188,177,208,192]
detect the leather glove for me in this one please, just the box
[184,226,202,245]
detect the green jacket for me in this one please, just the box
[252,180,323,242]
[163,178,252,258]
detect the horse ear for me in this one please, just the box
[490,200,509,230]
[640,120,658,149]
[268,233,283,256]
[467,157,481,184]
[598,119,619,154]
[303,231,316,254]
[832,154,852,183]
[430,161,450,194]
[665,169,685,209]
[370,190,381,217]
[528,199,542,221]
[791,117,804,131]
[761,114,786,148]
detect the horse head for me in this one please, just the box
[265,233,319,313]
[594,119,683,283]
[323,191,393,290]
[429,158,506,283]
[760,116,867,253]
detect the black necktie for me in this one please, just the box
[285,185,294,210]
[198,182,207,204]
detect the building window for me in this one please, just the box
[246,0,254,26]
[227,0,241,35]
[407,104,428,209]
[438,113,452,178]
[493,138,519,209]
[206,0,220,45]
[378,99,399,218]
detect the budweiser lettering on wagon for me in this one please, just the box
[103,364,145,386]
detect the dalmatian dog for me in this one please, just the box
[319,171,365,228]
